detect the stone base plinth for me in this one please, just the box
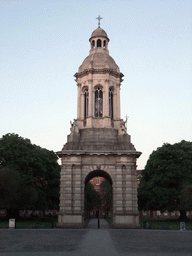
[112,215,140,229]
[57,214,84,229]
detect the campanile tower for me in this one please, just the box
[57,18,141,228]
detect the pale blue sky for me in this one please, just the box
[1,0,192,169]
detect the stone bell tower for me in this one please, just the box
[57,18,141,228]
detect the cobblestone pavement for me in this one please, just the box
[0,219,192,256]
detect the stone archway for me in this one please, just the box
[57,151,140,228]
[84,169,113,222]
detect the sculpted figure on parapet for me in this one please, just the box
[70,119,79,134]
[120,120,127,134]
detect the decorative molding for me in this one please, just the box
[74,68,124,80]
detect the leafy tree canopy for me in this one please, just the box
[0,133,60,214]
[100,179,112,211]
[85,182,101,211]
[138,140,192,219]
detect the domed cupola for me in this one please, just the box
[76,23,122,75]
[89,27,110,53]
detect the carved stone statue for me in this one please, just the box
[70,119,79,134]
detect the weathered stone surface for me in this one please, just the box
[57,25,141,228]
[63,128,135,151]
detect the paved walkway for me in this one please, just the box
[86,218,110,229]
[0,219,192,255]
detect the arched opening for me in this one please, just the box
[84,88,89,119]
[84,170,113,224]
[97,39,102,48]
[103,40,106,48]
[92,40,95,49]
[95,87,103,117]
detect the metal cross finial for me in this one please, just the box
[96,15,103,27]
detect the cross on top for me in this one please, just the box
[96,15,103,27]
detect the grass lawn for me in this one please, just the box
[0,218,58,229]
[139,217,192,230]
[1,217,192,230]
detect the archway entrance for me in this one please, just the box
[84,170,113,225]
[57,152,141,228]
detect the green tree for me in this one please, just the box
[100,179,112,213]
[0,133,60,217]
[0,167,37,218]
[85,182,101,212]
[138,140,192,220]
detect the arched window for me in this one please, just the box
[84,88,89,119]
[103,40,106,48]
[92,40,95,49]
[97,39,101,48]
[109,88,113,119]
[95,87,103,118]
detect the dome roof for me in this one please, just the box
[90,27,109,41]
[78,52,119,73]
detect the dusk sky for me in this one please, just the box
[1,0,192,169]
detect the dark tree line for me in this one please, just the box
[138,140,192,220]
[0,133,60,218]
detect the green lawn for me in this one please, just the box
[1,217,192,230]
[0,218,57,229]
[139,217,192,230]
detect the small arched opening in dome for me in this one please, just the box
[95,86,103,118]
[103,40,106,48]
[92,40,95,49]
[97,39,102,48]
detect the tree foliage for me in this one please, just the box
[0,133,60,214]
[100,179,112,211]
[0,167,37,209]
[138,140,192,219]
[85,182,101,211]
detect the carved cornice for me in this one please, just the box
[74,68,124,82]
[57,150,141,158]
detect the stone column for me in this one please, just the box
[77,83,81,119]
[73,165,82,214]
[88,79,93,117]
[113,87,117,120]
[116,83,121,120]
[59,162,66,213]
[125,165,133,212]
[103,79,109,117]
[122,165,126,213]
[80,90,84,120]
[131,164,138,213]
[64,165,73,214]
[114,165,123,214]
[86,79,93,128]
